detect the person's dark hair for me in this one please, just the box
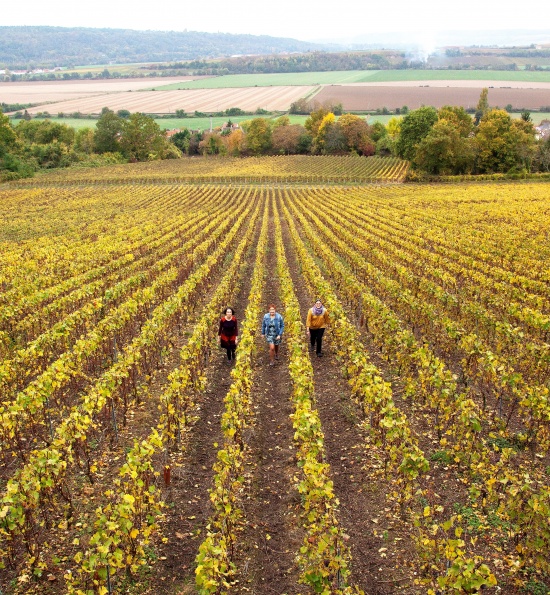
[223,307,234,315]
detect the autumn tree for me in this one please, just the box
[222,128,245,156]
[119,113,172,161]
[338,113,375,155]
[244,117,272,155]
[199,132,225,155]
[413,106,474,174]
[0,110,18,156]
[314,112,336,153]
[474,88,490,125]
[272,115,290,128]
[74,127,96,154]
[272,124,308,154]
[305,105,330,137]
[474,109,536,173]
[414,119,475,174]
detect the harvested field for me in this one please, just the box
[315,84,550,110]
[0,77,205,106]
[20,85,315,115]
[349,80,550,89]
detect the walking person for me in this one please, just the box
[218,307,238,363]
[262,304,284,366]
[306,299,329,357]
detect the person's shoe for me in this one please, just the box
[275,354,279,361]
[309,343,314,352]
[317,352,323,357]
[269,361,274,366]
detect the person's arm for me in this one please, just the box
[306,309,312,335]
[278,314,284,337]
[261,315,266,336]
[217,318,222,343]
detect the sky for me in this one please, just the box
[3,0,550,43]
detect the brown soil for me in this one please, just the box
[230,207,303,593]
[279,214,420,594]
[314,85,550,110]
[139,240,261,593]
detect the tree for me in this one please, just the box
[414,119,474,175]
[0,110,18,156]
[474,88,489,125]
[314,113,336,153]
[305,105,330,137]
[199,132,225,155]
[94,109,124,153]
[395,106,438,161]
[338,113,374,155]
[222,128,245,156]
[370,121,387,143]
[323,123,348,154]
[437,105,473,137]
[119,113,169,161]
[272,124,306,154]
[535,136,550,172]
[474,109,536,173]
[16,119,75,145]
[171,129,191,154]
[386,116,402,139]
[74,127,96,154]
[272,115,290,128]
[244,117,272,155]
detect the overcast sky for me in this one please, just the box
[3,0,550,42]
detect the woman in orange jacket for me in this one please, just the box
[306,299,329,357]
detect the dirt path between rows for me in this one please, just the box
[141,230,260,594]
[280,209,418,594]
[231,203,303,594]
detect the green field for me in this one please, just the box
[9,117,98,130]
[153,69,550,90]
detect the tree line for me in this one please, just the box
[167,92,550,175]
[0,108,178,180]
[0,26,326,70]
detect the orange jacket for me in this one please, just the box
[306,307,329,329]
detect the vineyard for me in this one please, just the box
[0,167,549,595]
[12,155,409,186]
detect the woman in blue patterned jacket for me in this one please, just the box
[261,304,284,366]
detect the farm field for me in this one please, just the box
[4,71,550,116]
[154,69,550,90]
[0,77,202,106]
[18,85,316,116]
[0,158,549,595]
[315,85,550,111]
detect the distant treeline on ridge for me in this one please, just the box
[0,26,330,69]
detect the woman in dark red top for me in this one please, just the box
[218,307,238,363]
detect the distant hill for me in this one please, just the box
[0,26,333,69]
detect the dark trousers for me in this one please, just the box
[226,347,236,360]
[310,328,325,354]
